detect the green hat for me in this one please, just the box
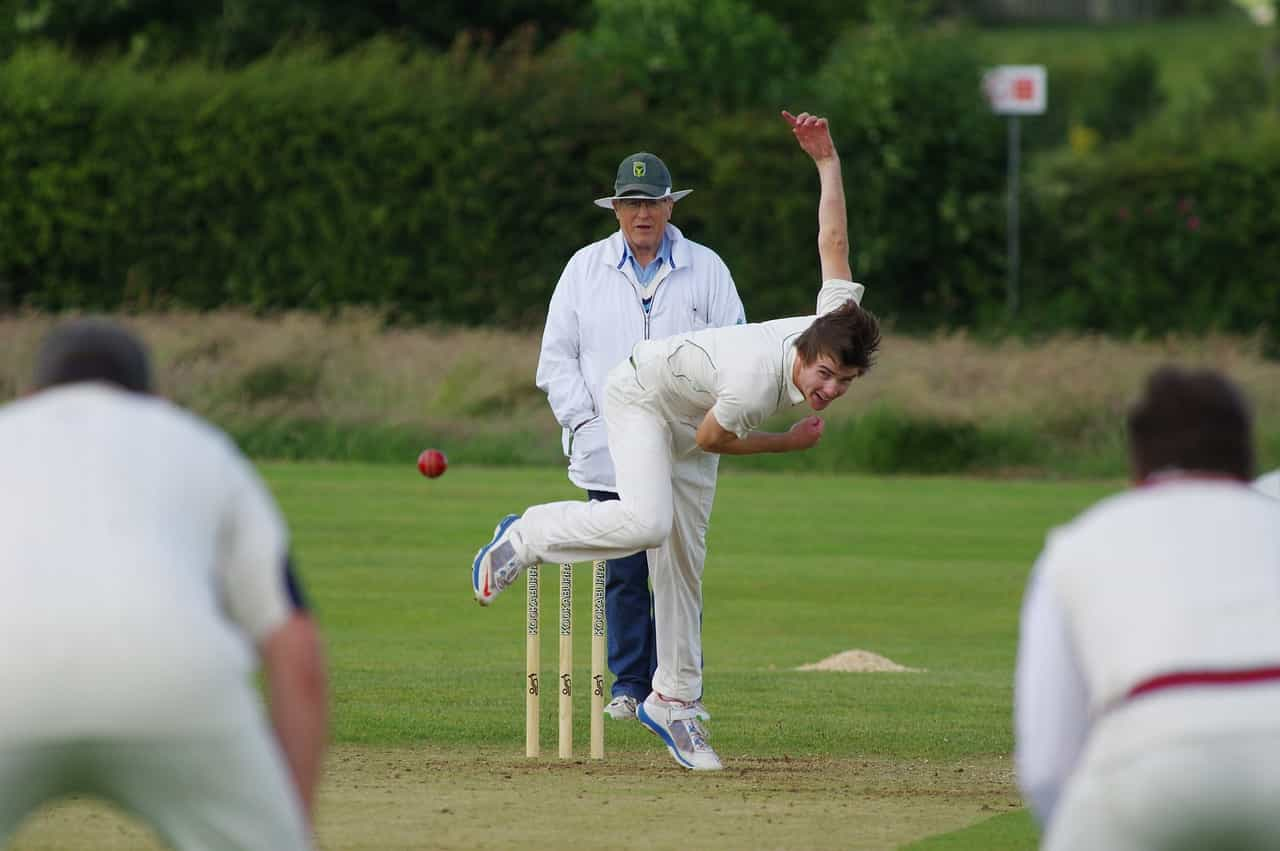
[594,152,693,209]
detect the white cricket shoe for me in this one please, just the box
[471,514,528,606]
[604,695,638,721]
[637,693,723,771]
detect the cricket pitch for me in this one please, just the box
[12,745,1021,850]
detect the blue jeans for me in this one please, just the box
[587,489,657,700]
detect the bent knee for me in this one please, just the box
[623,510,671,550]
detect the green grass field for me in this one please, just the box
[16,463,1119,850]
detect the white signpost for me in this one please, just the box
[983,65,1046,319]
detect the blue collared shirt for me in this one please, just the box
[622,233,674,286]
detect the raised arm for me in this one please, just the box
[782,110,852,283]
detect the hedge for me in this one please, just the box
[0,36,1276,341]
[1021,138,1280,343]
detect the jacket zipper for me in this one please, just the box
[632,274,652,340]
[629,259,671,341]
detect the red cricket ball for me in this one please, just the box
[417,449,448,479]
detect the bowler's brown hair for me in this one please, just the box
[1126,365,1254,482]
[794,300,881,372]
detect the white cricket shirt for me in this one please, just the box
[1016,478,1280,826]
[629,279,864,436]
[0,384,295,740]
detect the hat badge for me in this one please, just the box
[633,161,646,178]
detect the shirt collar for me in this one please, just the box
[616,229,676,271]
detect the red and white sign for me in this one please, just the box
[983,65,1047,116]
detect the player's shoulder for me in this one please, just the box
[152,397,236,446]
[1039,489,1140,555]
[121,393,248,466]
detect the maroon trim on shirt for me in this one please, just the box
[1136,471,1248,488]
[1128,666,1280,700]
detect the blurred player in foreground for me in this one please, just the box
[472,111,881,771]
[0,320,328,850]
[1016,365,1280,849]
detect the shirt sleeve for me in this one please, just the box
[535,260,597,432]
[1015,541,1091,831]
[709,365,766,440]
[218,446,295,643]
[816,279,866,316]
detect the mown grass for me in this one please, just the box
[905,810,1038,849]
[271,462,1114,761]
[3,311,1278,476]
[262,462,1116,847]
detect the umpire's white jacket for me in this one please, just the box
[536,224,745,492]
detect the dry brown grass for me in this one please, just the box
[0,310,553,439]
[4,311,1279,447]
[859,330,1280,442]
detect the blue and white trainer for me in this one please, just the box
[637,693,723,771]
[472,514,528,606]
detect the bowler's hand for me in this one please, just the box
[782,111,837,163]
[788,416,825,451]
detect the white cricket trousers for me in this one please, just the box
[518,357,719,702]
[1043,688,1280,850]
[1044,733,1280,850]
[0,722,312,850]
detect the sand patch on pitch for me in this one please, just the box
[797,649,925,673]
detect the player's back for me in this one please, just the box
[1045,479,1280,753]
[631,314,814,423]
[0,384,260,738]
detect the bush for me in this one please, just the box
[0,32,1013,329]
[571,0,801,113]
[0,40,652,322]
[0,0,589,64]
[805,9,1008,328]
[1021,136,1280,342]
[1077,50,1164,142]
[1,25,1272,342]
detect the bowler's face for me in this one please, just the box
[793,353,862,411]
[613,198,674,258]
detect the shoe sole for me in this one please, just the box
[637,702,722,771]
[604,712,637,721]
[603,706,637,721]
[472,514,519,606]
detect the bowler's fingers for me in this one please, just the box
[782,109,822,126]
